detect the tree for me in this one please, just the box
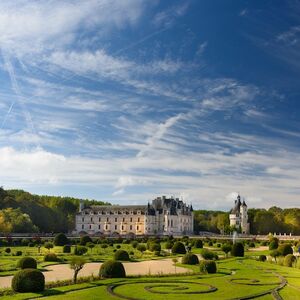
[172,258,178,273]
[86,242,95,253]
[44,242,53,252]
[70,257,86,284]
[216,213,229,234]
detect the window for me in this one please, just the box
[115,218,117,222]
[121,225,124,230]
[98,225,101,229]
[130,225,132,230]
[107,217,109,222]
[99,217,101,222]
[130,217,132,222]
[82,224,84,229]
[91,217,93,222]
[137,225,139,231]
[122,217,125,222]
[82,217,84,222]
[138,217,140,222]
[115,225,117,230]
[89,225,92,229]
[171,220,173,227]
[105,225,108,230]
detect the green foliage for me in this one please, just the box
[199,260,217,274]
[149,243,161,252]
[194,239,203,248]
[0,207,38,233]
[80,235,92,246]
[63,245,71,253]
[99,260,126,278]
[181,253,199,265]
[54,233,69,246]
[258,255,267,262]
[15,250,23,256]
[131,241,138,248]
[12,269,45,292]
[17,257,37,269]
[278,244,293,256]
[114,249,130,261]
[165,241,173,249]
[221,243,232,257]
[270,250,281,261]
[171,241,186,254]
[44,253,59,262]
[269,238,279,250]
[0,187,110,233]
[284,254,296,267]
[231,242,244,257]
[200,248,218,260]
[44,242,54,251]
[74,246,88,256]
[70,257,86,283]
[5,247,11,253]
[137,244,146,252]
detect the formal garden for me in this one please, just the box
[0,234,299,299]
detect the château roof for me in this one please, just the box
[230,195,247,214]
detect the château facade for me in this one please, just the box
[75,196,194,236]
[229,194,250,234]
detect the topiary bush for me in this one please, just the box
[284,254,296,267]
[80,235,92,246]
[278,244,293,256]
[231,242,244,257]
[137,244,146,252]
[181,253,199,265]
[5,247,11,254]
[15,250,23,256]
[17,257,37,269]
[54,233,69,246]
[114,250,130,261]
[99,260,126,278]
[165,241,173,249]
[12,269,45,292]
[258,255,267,262]
[149,243,161,252]
[171,241,186,254]
[131,241,138,248]
[44,253,59,262]
[199,260,217,274]
[74,246,88,256]
[200,248,218,260]
[63,245,71,253]
[194,239,203,248]
[269,239,279,250]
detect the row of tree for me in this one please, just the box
[0,188,110,233]
[193,207,300,235]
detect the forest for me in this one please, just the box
[0,187,299,235]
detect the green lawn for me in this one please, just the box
[1,257,299,300]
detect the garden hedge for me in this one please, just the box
[181,253,199,265]
[12,269,45,293]
[99,260,126,278]
[17,257,37,269]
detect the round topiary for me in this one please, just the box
[114,250,130,261]
[137,244,146,252]
[44,253,59,262]
[199,260,217,274]
[194,239,203,248]
[80,235,92,246]
[99,260,126,278]
[258,255,267,262]
[54,233,69,246]
[269,239,279,250]
[165,241,173,249]
[182,253,199,265]
[17,257,37,269]
[74,246,88,256]
[171,241,186,254]
[284,254,296,267]
[131,241,138,248]
[149,243,161,252]
[231,242,244,257]
[63,245,71,253]
[278,244,293,256]
[5,247,11,253]
[15,251,23,256]
[12,269,45,293]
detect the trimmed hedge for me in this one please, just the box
[278,244,293,256]
[194,239,203,248]
[269,239,279,250]
[17,257,37,269]
[137,244,146,252]
[200,249,218,260]
[172,241,186,254]
[231,242,244,257]
[74,246,88,256]
[181,253,199,265]
[12,269,45,292]
[63,245,71,253]
[54,233,69,246]
[284,254,296,267]
[258,255,267,262]
[44,253,59,262]
[199,260,217,274]
[114,250,130,261]
[99,260,126,278]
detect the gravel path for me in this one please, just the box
[0,258,191,289]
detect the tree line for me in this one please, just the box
[0,188,110,233]
[194,207,300,235]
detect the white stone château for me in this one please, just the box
[75,196,194,236]
[229,195,250,234]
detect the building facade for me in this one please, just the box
[75,196,194,236]
[229,195,250,234]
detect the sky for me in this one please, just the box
[0,0,300,210]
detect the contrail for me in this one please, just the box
[1,50,40,147]
[0,101,15,129]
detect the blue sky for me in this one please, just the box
[0,0,299,210]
